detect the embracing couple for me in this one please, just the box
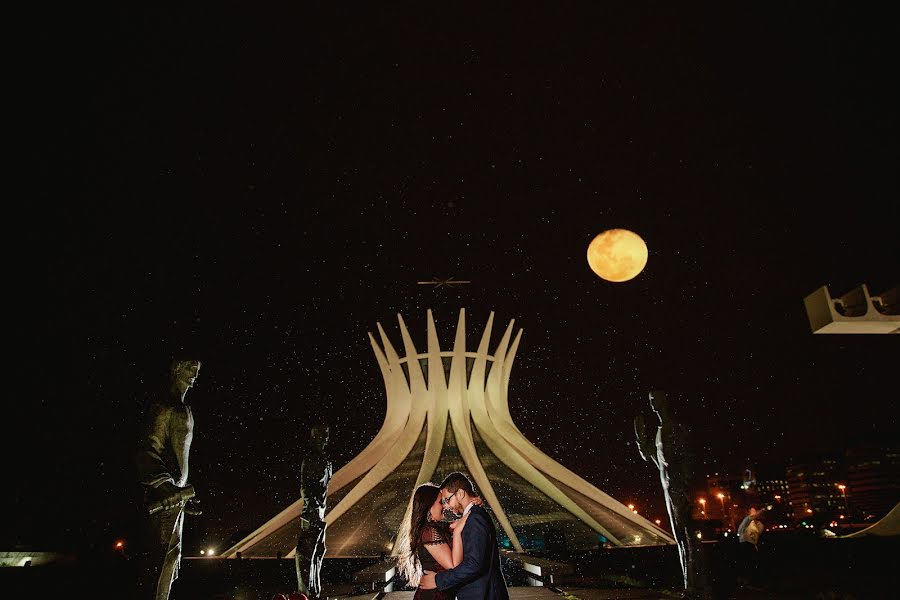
[396,472,510,600]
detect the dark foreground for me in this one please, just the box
[1,532,896,599]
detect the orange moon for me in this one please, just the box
[586,229,649,282]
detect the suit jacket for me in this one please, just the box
[435,505,510,600]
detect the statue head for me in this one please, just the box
[170,358,201,396]
[648,390,669,420]
[310,425,330,447]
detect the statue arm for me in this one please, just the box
[634,415,659,467]
[136,404,176,488]
[320,462,333,486]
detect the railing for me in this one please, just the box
[350,559,398,598]
[507,554,573,589]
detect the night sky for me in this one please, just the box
[13,5,897,555]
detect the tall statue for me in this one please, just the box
[295,425,333,599]
[134,358,203,600]
[634,390,710,599]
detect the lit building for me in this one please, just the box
[706,469,792,530]
[786,458,844,521]
[845,444,900,521]
[221,310,674,558]
[754,472,792,526]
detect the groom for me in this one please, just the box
[419,472,510,600]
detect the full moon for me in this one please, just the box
[586,228,649,282]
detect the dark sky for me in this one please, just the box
[13,4,898,555]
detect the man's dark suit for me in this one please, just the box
[435,505,510,600]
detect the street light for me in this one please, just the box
[699,498,707,519]
[716,493,726,519]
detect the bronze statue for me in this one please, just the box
[135,358,203,600]
[295,425,332,599]
[634,390,711,599]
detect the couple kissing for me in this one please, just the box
[396,472,510,600]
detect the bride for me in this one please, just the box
[395,482,477,600]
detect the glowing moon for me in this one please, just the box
[586,228,649,282]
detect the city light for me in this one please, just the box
[837,484,848,510]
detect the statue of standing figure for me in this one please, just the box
[134,357,204,600]
[634,390,711,599]
[295,425,333,599]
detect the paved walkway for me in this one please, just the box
[559,586,793,599]
[381,585,806,600]
[383,587,672,600]
[383,589,563,600]
[381,589,568,600]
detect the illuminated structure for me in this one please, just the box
[222,309,673,558]
[804,284,899,334]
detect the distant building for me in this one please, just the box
[845,444,900,521]
[705,468,792,531]
[756,477,790,506]
[705,446,899,530]
[786,458,844,521]
[705,473,749,531]
[755,474,792,526]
